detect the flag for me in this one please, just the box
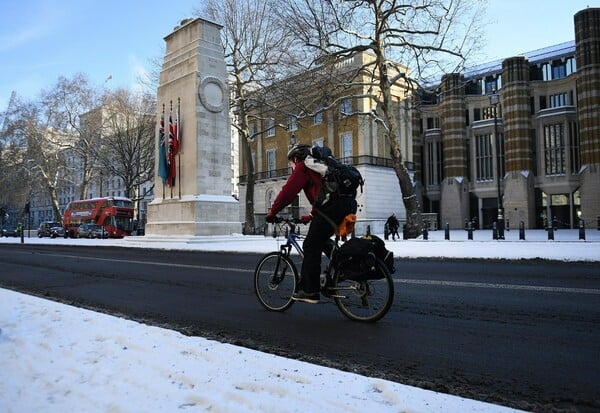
[170,108,180,155]
[157,114,169,186]
[167,111,177,187]
[176,105,181,153]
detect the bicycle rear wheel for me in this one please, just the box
[254,252,298,312]
[333,258,394,322]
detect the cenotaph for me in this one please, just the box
[145,18,240,236]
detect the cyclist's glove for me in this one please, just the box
[300,214,312,224]
[265,213,278,223]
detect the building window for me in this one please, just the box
[266,149,276,177]
[542,58,576,81]
[565,57,576,76]
[483,75,501,94]
[552,62,566,79]
[569,121,580,174]
[288,115,298,132]
[340,98,352,116]
[549,92,568,108]
[266,189,276,213]
[341,132,353,158]
[475,134,493,181]
[542,63,551,81]
[426,117,440,129]
[266,119,275,137]
[313,107,323,125]
[544,124,566,176]
[426,140,443,185]
[312,137,324,147]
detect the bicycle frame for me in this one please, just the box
[277,222,304,259]
[274,219,340,286]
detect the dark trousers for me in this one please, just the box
[300,197,357,293]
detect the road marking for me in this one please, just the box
[9,251,600,294]
[396,279,600,295]
[24,252,254,273]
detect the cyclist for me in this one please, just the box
[265,144,358,303]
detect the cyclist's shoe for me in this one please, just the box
[292,291,320,304]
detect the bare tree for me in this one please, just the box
[281,0,486,237]
[199,0,301,234]
[5,97,70,222]
[97,89,156,200]
[1,75,106,223]
[0,92,29,213]
[41,74,104,199]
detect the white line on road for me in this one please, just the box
[13,251,600,295]
[397,279,600,295]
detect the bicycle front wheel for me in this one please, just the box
[333,258,394,322]
[254,252,299,312]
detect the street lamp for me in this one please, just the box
[99,171,103,197]
[490,90,504,240]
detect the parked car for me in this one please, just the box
[37,221,65,238]
[77,223,106,239]
[1,225,19,237]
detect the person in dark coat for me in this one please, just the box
[266,144,357,303]
[386,213,400,241]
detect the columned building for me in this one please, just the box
[416,7,599,229]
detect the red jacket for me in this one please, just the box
[269,161,322,216]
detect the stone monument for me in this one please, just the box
[145,18,240,236]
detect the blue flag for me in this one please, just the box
[157,114,168,186]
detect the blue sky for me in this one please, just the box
[0,0,593,111]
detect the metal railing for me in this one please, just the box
[239,155,408,184]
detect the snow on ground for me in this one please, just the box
[1,228,598,413]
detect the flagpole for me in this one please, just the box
[178,97,181,199]
[170,100,174,199]
[161,104,165,200]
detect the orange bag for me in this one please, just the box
[337,214,357,240]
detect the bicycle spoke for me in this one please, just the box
[333,259,394,322]
[254,253,298,312]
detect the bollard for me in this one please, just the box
[423,226,428,240]
[467,222,473,240]
[519,221,525,240]
[547,225,554,240]
[579,220,585,240]
[492,222,498,240]
[403,224,408,240]
[597,216,600,231]
[444,223,450,240]
[366,225,371,236]
[506,219,510,232]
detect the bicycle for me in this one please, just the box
[253,217,394,322]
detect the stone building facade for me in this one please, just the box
[415,7,599,229]
[237,52,413,234]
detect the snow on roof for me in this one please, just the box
[464,40,576,79]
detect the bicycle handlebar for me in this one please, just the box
[270,216,305,225]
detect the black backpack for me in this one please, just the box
[333,235,395,282]
[307,145,364,206]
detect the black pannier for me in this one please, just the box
[334,235,395,282]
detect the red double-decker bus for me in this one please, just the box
[63,197,134,238]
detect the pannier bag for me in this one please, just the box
[334,235,395,282]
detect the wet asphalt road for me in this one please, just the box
[1,244,599,412]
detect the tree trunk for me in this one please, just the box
[243,138,256,235]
